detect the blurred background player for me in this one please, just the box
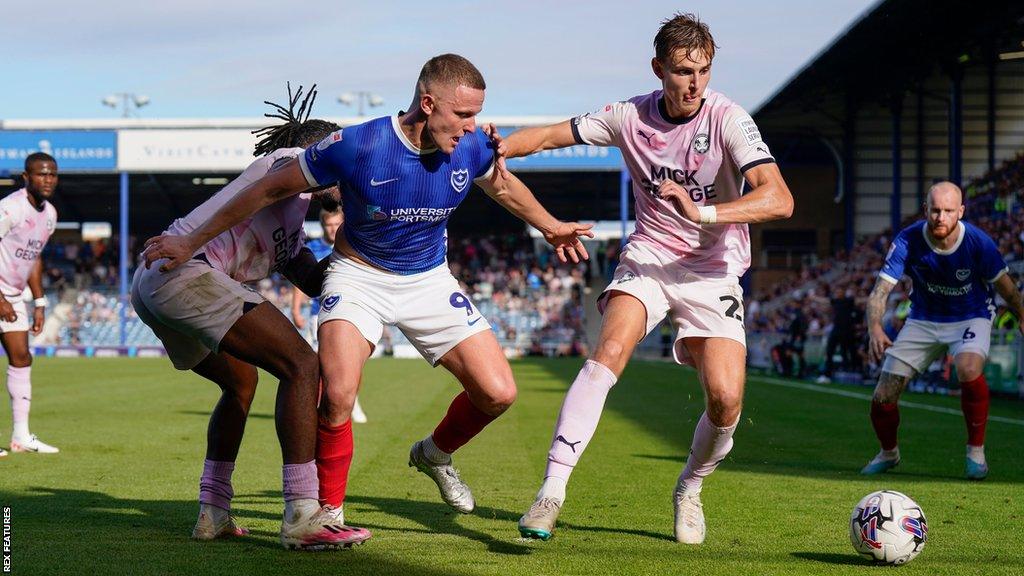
[290,206,367,423]
[499,13,793,544]
[133,85,370,549]
[141,53,593,528]
[862,181,1024,480]
[0,152,59,456]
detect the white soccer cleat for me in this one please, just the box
[191,503,249,540]
[0,447,7,458]
[408,440,475,513]
[673,487,706,544]
[352,397,368,424]
[10,434,59,454]
[518,496,562,540]
[280,505,371,551]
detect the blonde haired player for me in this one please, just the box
[0,152,59,457]
[498,13,793,544]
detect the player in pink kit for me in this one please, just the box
[502,14,793,543]
[0,152,60,457]
[131,87,370,550]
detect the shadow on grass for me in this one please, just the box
[179,410,274,421]
[0,487,486,575]
[790,551,871,566]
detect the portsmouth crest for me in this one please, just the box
[956,269,970,281]
[322,294,341,312]
[693,133,710,154]
[451,169,469,193]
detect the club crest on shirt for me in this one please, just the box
[693,133,710,154]
[956,269,971,281]
[46,217,55,233]
[451,169,469,193]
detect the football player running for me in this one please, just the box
[496,13,793,544]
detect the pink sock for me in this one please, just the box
[199,459,235,511]
[282,460,319,502]
[545,360,617,481]
[678,412,739,492]
[7,366,31,438]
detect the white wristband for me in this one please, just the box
[698,205,717,225]
[33,297,47,308]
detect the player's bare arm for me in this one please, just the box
[993,274,1024,335]
[291,286,308,328]
[867,277,897,362]
[502,121,577,159]
[477,169,594,263]
[142,159,309,272]
[28,259,45,335]
[660,162,794,225]
[281,247,329,300]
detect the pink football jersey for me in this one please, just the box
[0,189,57,297]
[572,89,774,276]
[165,147,312,283]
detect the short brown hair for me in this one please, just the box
[654,13,717,63]
[416,53,486,94]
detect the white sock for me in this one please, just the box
[678,412,739,493]
[284,498,320,523]
[880,447,900,461]
[13,421,30,440]
[422,435,451,465]
[537,476,567,502]
[966,444,985,463]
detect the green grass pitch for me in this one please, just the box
[1,357,1021,575]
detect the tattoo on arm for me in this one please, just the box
[994,275,1024,320]
[873,371,910,404]
[867,278,895,328]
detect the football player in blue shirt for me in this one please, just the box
[862,182,1024,479]
[143,53,593,530]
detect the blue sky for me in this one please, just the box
[4,0,876,120]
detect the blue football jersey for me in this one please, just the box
[305,237,333,315]
[879,221,1007,322]
[298,115,495,274]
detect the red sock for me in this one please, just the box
[431,391,497,454]
[960,374,989,446]
[315,419,352,507]
[870,400,900,451]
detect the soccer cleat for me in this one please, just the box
[280,505,371,551]
[10,434,59,454]
[673,487,706,544]
[965,457,988,481]
[352,397,368,424]
[191,503,249,540]
[860,453,900,475]
[518,497,562,540]
[0,447,7,458]
[408,440,475,513]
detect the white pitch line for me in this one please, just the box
[750,374,1024,426]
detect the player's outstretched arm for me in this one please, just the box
[502,121,577,159]
[867,277,896,362]
[993,274,1024,336]
[142,159,309,272]
[660,162,793,225]
[477,170,593,263]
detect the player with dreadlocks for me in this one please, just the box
[130,84,371,550]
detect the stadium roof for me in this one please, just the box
[754,0,1024,119]
[0,116,568,130]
